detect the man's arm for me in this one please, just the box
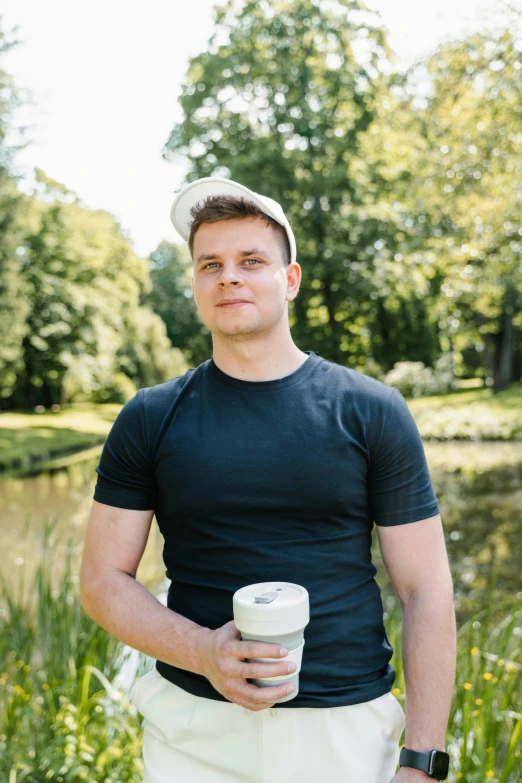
[79,500,211,675]
[377,513,457,761]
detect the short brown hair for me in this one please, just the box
[188,195,291,266]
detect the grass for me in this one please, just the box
[408,383,522,412]
[0,404,122,433]
[0,428,106,472]
[0,518,144,782]
[0,517,520,782]
[385,565,522,783]
[408,382,522,441]
[423,440,522,473]
[0,405,120,472]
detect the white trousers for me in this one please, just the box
[129,668,405,783]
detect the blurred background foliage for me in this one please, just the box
[1,0,522,411]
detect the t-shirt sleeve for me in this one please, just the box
[93,389,157,511]
[369,387,440,527]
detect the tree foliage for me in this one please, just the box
[1,2,522,411]
[162,0,443,371]
[0,13,190,410]
[143,241,212,369]
[403,23,522,390]
[161,0,521,387]
[0,19,31,402]
[9,172,186,408]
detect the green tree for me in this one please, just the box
[12,170,185,408]
[118,305,188,392]
[162,0,438,373]
[0,17,31,405]
[397,15,522,390]
[143,240,212,368]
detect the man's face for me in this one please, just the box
[191,217,300,341]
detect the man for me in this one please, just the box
[80,177,456,783]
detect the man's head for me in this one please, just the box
[170,177,301,350]
[188,196,301,345]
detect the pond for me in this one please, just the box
[0,441,521,628]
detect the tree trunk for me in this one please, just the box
[493,284,516,393]
[321,272,342,365]
[513,323,522,382]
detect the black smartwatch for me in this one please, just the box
[399,747,450,780]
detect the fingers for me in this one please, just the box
[221,652,291,681]
[238,659,295,679]
[238,681,293,711]
[234,640,286,660]
[222,622,286,661]
[212,629,295,710]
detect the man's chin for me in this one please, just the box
[211,321,263,338]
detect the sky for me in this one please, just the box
[2,0,498,258]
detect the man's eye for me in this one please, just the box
[203,258,261,269]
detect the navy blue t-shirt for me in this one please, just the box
[93,350,440,708]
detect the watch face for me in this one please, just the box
[430,752,449,778]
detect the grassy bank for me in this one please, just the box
[0,519,520,782]
[1,382,521,474]
[0,405,120,472]
[408,382,522,441]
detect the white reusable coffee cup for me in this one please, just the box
[233,581,309,703]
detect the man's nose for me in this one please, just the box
[218,265,243,284]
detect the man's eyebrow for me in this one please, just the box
[196,249,270,265]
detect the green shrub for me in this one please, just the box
[384,355,459,397]
[90,372,137,405]
[416,406,518,441]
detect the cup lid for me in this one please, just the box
[233,582,309,630]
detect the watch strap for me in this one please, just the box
[399,747,449,780]
[399,747,431,775]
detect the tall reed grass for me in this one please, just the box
[0,518,143,782]
[0,517,520,782]
[386,564,522,782]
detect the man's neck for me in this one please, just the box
[211,347,309,382]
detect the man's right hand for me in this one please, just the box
[196,619,297,711]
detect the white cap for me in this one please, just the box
[170,176,297,265]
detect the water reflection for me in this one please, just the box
[0,442,521,626]
[375,442,522,625]
[428,454,522,623]
[0,449,164,606]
